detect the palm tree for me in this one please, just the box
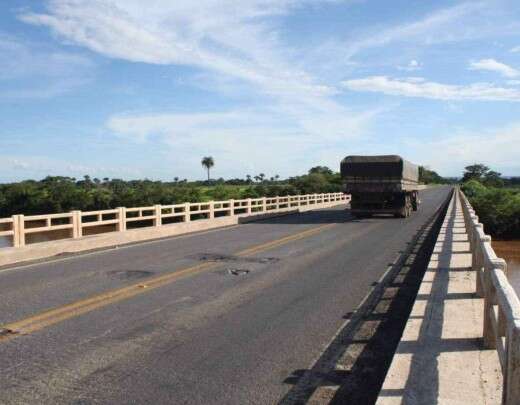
[201,156,215,181]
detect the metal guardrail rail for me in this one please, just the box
[459,189,520,404]
[0,193,349,248]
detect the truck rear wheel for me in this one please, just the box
[396,196,412,218]
[412,192,418,211]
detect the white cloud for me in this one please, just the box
[341,2,490,59]
[406,123,520,175]
[105,106,376,177]
[0,33,93,99]
[469,58,519,78]
[19,0,339,103]
[398,60,422,72]
[510,46,520,53]
[342,76,520,102]
[19,0,383,178]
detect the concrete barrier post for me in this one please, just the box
[475,244,484,297]
[154,205,162,227]
[117,207,126,232]
[475,225,487,297]
[505,321,520,405]
[209,201,215,219]
[262,197,267,212]
[483,264,497,349]
[17,215,25,247]
[275,196,280,211]
[184,203,191,223]
[496,260,508,338]
[12,215,20,247]
[246,198,252,215]
[71,210,82,238]
[229,199,234,216]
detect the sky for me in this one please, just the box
[1,0,520,182]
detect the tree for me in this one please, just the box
[201,156,214,181]
[309,166,333,176]
[484,170,504,188]
[419,166,444,184]
[462,164,490,183]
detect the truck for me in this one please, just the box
[340,155,420,218]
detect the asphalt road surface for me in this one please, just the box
[0,187,451,404]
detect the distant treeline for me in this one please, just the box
[0,166,343,217]
[418,166,446,184]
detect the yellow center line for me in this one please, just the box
[0,222,337,341]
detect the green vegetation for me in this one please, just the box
[461,165,520,239]
[419,166,445,184]
[0,166,343,217]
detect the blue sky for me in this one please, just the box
[1,0,520,182]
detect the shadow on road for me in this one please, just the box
[242,208,369,225]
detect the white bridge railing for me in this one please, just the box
[0,193,349,249]
[459,189,520,404]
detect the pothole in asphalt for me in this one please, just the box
[226,268,251,276]
[0,328,18,338]
[195,253,279,264]
[106,270,154,280]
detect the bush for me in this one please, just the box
[461,181,520,239]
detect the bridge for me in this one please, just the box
[0,188,518,404]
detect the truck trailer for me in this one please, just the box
[340,155,420,218]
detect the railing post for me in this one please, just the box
[184,203,191,223]
[495,259,508,338]
[275,196,280,211]
[117,207,126,232]
[483,262,497,349]
[209,201,214,219]
[504,321,520,405]
[71,210,82,238]
[262,197,267,212]
[476,228,489,297]
[154,205,162,227]
[17,215,25,247]
[246,198,252,215]
[12,215,20,247]
[229,199,235,216]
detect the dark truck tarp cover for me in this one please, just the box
[340,155,419,183]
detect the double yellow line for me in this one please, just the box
[1,223,337,342]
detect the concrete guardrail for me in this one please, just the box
[459,189,520,404]
[0,193,349,249]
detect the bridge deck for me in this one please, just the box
[0,187,450,404]
[377,191,502,404]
